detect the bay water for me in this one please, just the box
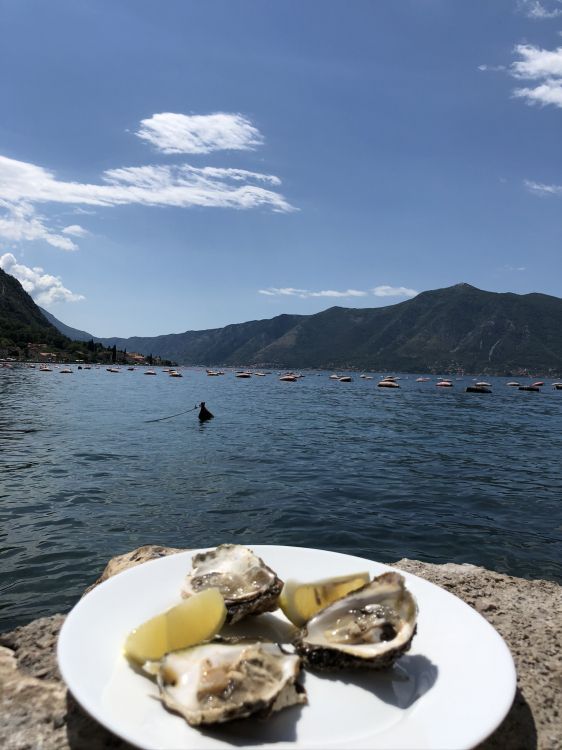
[1,367,561,631]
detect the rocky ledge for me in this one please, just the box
[0,546,560,750]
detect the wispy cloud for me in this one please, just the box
[0,200,77,251]
[372,285,418,298]
[505,264,527,271]
[525,178,562,195]
[259,287,367,299]
[0,152,293,251]
[0,156,293,211]
[259,285,418,300]
[0,252,84,305]
[61,224,88,237]
[136,113,264,154]
[517,0,562,19]
[478,64,506,72]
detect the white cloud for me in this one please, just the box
[0,252,84,305]
[513,79,562,106]
[136,112,264,154]
[0,153,293,252]
[61,224,88,237]
[0,113,293,252]
[372,285,418,298]
[0,200,77,251]
[517,0,562,19]
[0,156,293,213]
[524,179,562,195]
[506,44,562,107]
[478,64,506,72]
[511,44,562,79]
[259,287,367,299]
[310,289,367,298]
[259,286,418,300]
[481,42,562,108]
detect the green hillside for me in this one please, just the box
[0,268,112,362]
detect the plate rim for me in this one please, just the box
[57,544,517,750]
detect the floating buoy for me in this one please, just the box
[519,385,540,392]
[378,380,399,388]
[466,385,491,394]
[198,402,214,421]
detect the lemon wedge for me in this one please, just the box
[124,588,227,664]
[279,572,370,627]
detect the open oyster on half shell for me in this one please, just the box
[150,640,306,726]
[293,571,417,670]
[181,544,283,624]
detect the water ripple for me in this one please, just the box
[1,367,561,630]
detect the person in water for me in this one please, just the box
[198,402,214,421]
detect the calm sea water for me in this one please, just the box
[1,367,561,631]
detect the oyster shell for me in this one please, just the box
[154,641,306,726]
[181,544,283,623]
[293,572,417,670]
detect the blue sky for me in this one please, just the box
[1,0,562,336]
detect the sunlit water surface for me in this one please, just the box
[1,367,561,630]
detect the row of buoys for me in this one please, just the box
[17,366,562,390]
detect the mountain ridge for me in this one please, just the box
[30,284,562,374]
[0,268,72,354]
[0,268,122,363]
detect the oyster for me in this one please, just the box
[154,641,306,726]
[181,544,283,624]
[294,572,417,670]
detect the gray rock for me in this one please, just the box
[0,547,559,749]
[393,559,562,750]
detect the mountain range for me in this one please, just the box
[40,283,562,374]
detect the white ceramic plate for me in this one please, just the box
[58,546,516,749]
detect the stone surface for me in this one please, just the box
[394,559,562,750]
[81,544,184,596]
[0,546,560,749]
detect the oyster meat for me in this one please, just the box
[153,641,306,726]
[181,544,283,623]
[294,572,417,670]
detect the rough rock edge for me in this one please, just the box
[394,558,561,750]
[0,547,560,750]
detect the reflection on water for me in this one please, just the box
[1,367,561,630]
